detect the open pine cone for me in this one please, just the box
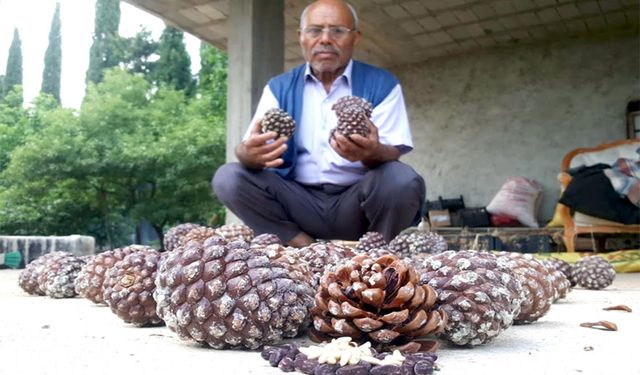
[103,248,163,326]
[416,250,524,346]
[75,245,148,304]
[154,237,315,349]
[164,223,205,251]
[495,252,555,324]
[309,254,447,353]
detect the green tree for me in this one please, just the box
[2,28,23,104]
[0,69,226,248]
[121,28,159,79]
[0,87,28,172]
[41,3,62,103]
[86,0,121,84]
[198,42,228,116]
[154,26,193,94]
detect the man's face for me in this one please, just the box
[299,1,361,77]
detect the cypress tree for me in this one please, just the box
[86,0,121,84]
[41,2,62,103]
[154,26,193,94]
[3,28,23,104]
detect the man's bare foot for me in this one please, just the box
[287,232,314,248]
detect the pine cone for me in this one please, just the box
[417,250,524,346]
[356,232,387,252]
[18,252,70,296]
[542,261,572,302]
[543,257,575,287]
[154,237,315,349]
[389,232,447,257]
[331,96,373,140]
[164,223,205,251]
[250,233,282,247]
[288,242,358,285]
[75,245,147,304]
[495,252,555,324]
[215,223,254,242]
[310,254,446,351]
[103,248,163,326]
[572,255,615,290]
[180,227,218,246]
[39,255,87,299]
[262,108,296,139]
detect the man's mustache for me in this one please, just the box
[312,46,340,55]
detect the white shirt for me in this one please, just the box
[245,60,413,186]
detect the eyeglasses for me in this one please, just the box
[301,26,355,40]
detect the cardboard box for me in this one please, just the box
[429,209,451,227]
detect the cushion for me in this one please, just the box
[486,177,543,228]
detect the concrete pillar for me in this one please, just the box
[226,0,284,163]
[225,0,284,224]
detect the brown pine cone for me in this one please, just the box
[542,260,572,302]
[154,237,315,349]
[40,255,87,299]
[543,257,575,286]
[417,250,524,346]
[389,232,448,257]
[572,255,616,290]
[18,251,71,296]
[103,248,163,326]
[164,223,205,251]
[215,223,254,242]
[495,252,555,324]
[310,253,447,351]
[180,227,218,246]
[262,108,296,139]
[331,95,373,140]
[250,233,282,247]
[356,232,387,252]
[74,245,148,304]
[288,242,359,285]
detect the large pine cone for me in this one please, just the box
[164,223,205,251]
[215,224,254,242]
[310,254,447,352]
[417,250,524,346]
[18,252,70,295]
[542,261,571,302]
[262,108,296,139]
[181,226,218,246]
[154,237,315,349]
[39,255,87,299]
[330,95,373,140]
[389,232,448,257]
[103,248,163,326]
[287,242,359,285]
[356,231,387,252]
[495,252,555,324]
[75,245,147,304]
[250,233,282,247]
[572,255,615,290]
[543,257,575,286]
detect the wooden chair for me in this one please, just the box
[558,139,640,252]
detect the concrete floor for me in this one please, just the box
[0,269,637,375]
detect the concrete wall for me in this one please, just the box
[393,32,639,223]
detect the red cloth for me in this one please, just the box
[490,213,521,227]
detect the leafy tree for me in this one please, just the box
[41,2,62,103]
[2,28,23,104]
[198,42,228,116]
[0,69,226,248]
[120,28,159,79]
[86,0,121,84]
[154,26,194,95]
[0,87,28,172]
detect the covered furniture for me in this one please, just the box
[558,139,640,252]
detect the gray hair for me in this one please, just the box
[300,1,359,30]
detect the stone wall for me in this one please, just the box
[392,32,639,223]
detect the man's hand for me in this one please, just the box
[330,119,400,167]
[235,119,289,169]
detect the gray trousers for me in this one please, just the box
[212,161,425,243]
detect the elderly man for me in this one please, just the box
[213,0,424,247]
